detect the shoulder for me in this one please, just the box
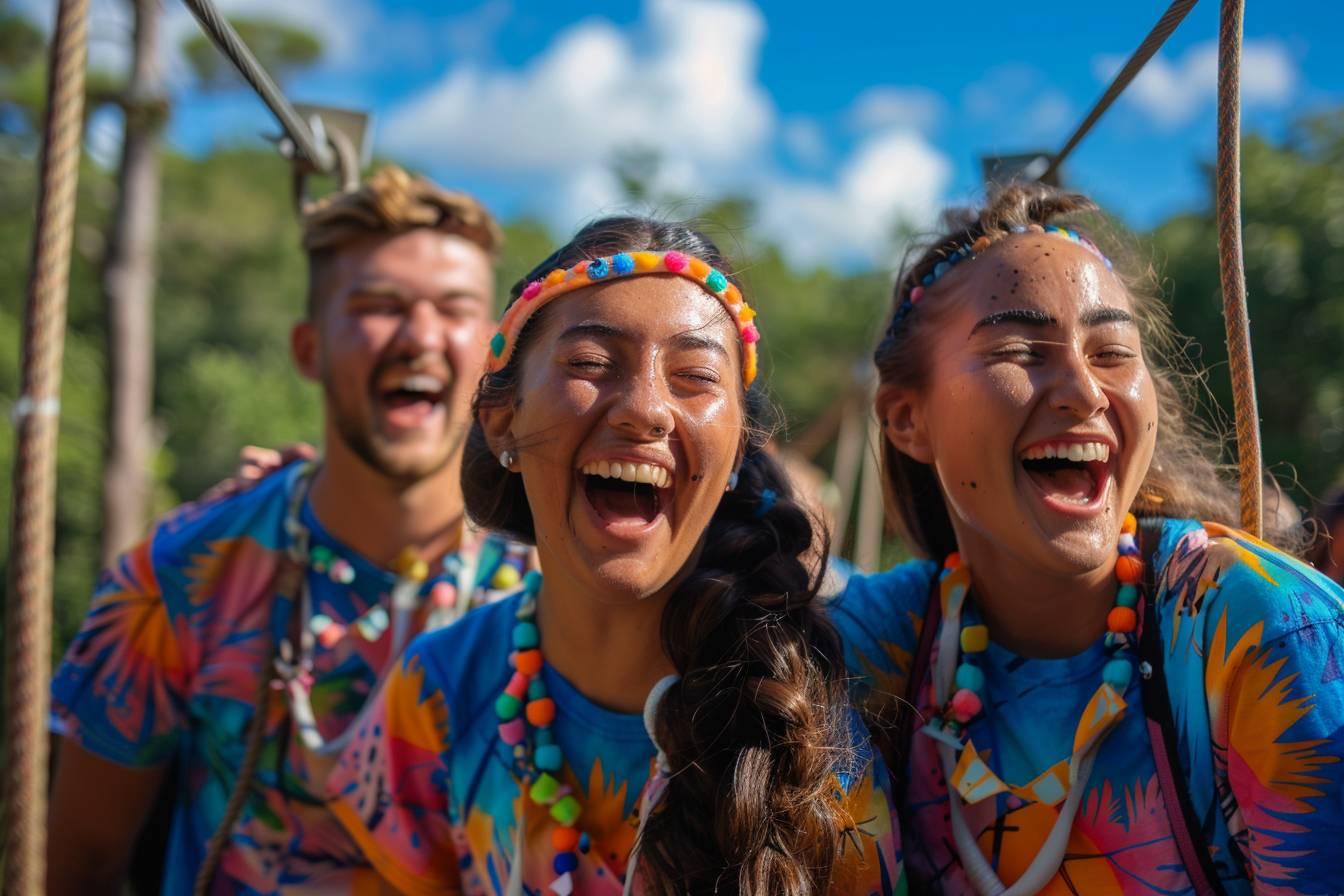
[1156,517,1344,642]
[829,559,938,636]
[404,591,520,705]
[148,461,301,568]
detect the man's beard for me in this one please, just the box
[327,389,467,486]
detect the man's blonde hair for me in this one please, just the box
[301,164,502,315]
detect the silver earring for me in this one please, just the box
[499,450,514,470]
[727,470,739,491]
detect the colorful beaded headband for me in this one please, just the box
[486,250,761,386]
[886,223,1113,334]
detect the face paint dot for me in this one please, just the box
[970,481,977,489]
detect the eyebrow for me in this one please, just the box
[970,305,1135,335]
[348,282,486,303]
[557,324,732,361]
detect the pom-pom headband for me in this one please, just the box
[885,223,1113,337]
[486,250,761,386]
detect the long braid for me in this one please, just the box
[640,441,854,895]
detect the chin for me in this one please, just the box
[582,554,682,604]
[1032,524,1117,576]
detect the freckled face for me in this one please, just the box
[501,277,744,603]
[905,236,1158,575]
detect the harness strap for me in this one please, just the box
[1136,518,1227,895]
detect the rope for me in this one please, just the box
[1215,0,1262,537]
[179,0,335,173]
[1041,0,1199,182]
[2,0,89,891]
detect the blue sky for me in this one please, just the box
[34,0,1344,267]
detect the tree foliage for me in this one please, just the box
[181,16,323,91]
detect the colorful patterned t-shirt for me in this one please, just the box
[831,518,1344,895]
[327,592,907,895]
[51,461,528,895]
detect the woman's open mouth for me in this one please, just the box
[1019,439,1114,515]
[577,460,674,538]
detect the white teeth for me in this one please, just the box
[397,374,444,394]
[1022,441,1112,463]
[580,461,672,488]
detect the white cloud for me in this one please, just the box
[384,0,773,175]
[1092,38,1297,128]
[781,117,828,167]
[847,86,944,133]
[756,129,952,268]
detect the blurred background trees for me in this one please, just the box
[2,3,1343,654]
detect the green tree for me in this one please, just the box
[1149,110,1344,498]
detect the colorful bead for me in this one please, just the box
[522,281,544,300]
[632,251,660,271]
[308,612,333,636]
[587,257,610,279]
[909,286,925,304]
[529,773,561,805]
[524,569,543,595]
[550,795,582,826]
[527,698,557,727]
[495,692,522,720]
[493,563,521,591]
[1115,554,1143,585]
[355,606,389,640]
[535,744,563,772]
[944,552,961,569]
[1116,584,1139,608]
[490,332,506,357]
[431,581,457,609]
[545,268,568,286]
[960,624,989,653]
[498,718,526,745]
[1107,606,1138,634]
[394,547,429,582]
[933,261,950,277]
[515,649,543,676]
[553,852,579,875]
[950,688,982,723]
[687,257,710,280]
[1121,513,1138,535]
[1117,533,1138,555]
[316,621,346,649]
[611,252,635,275]
[309,545,332,572]
[663,251,688,272]
[528,678,547,701]
[954,663,985,693]
[552,826,580,852]
[578,833,590,853]
[705,269,728,293]
[505,672,529,700]
[329,559,355,584]
[513,621,540,649]
[741,324,760,344]
[1103,657,1133,690]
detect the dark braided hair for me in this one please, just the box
[463,216,857,894]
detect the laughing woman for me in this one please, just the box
[326,218,903,895]
[833,184,1344,895]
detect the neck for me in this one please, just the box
[960,542,1117,659]
[308,434,465,568]
[536,575,676,716]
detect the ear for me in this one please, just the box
[876,382,933,464]
[290,320,320,382]
[477,399,517,462]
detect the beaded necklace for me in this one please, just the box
[495,572,675,896]
[272,463,527,754]
[921,513,1144,896]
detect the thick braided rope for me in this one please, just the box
[3,0,89,892]
[1216,0,1263,537]
[1042,0,1198,182]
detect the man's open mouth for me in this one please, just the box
[578,460,672,527]
[377,373,448,428]
[1020,440,1113,507]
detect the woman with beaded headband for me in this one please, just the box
[831,183,1344,895]
[325,217,905,895]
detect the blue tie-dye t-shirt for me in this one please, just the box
[831,518,1344,895]
[327,590,908,895]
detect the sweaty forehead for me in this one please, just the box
[543,275,739,345]
[336,230,493,293]
[939,234,1133,321]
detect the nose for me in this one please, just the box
[393,299,448,356]
[1049,348,1109,420]
[608,361,675,440]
